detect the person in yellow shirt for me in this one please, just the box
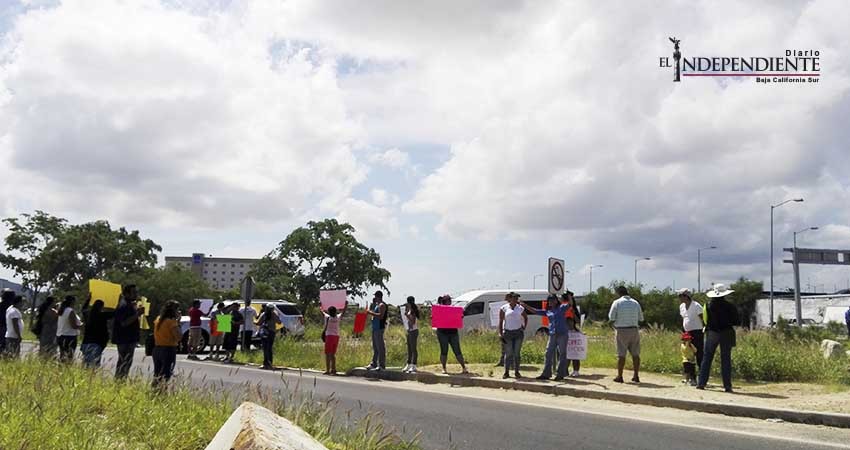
[681,332,697,386]
[153,300,182,390]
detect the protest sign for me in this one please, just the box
[199,299,214,314]
[320,290,347,311]
[566,332,587,360]
[217,314,232,333]
[431,305,464,329]
[353,311,367,334]
[139,297,150,330]
[89,279,122,309]
[489,301,507,327]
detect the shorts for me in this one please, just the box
[615,328,640,357]
[324,335,340,355]
[209,332,224,346]
[188,328,202,349]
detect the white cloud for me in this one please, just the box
[368,148,410,169]
[335,198,400,241]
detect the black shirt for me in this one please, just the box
[706,298,739,332]
[112,302,140,345]
[83,310,110,347]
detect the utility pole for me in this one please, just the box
[770,198,803,325]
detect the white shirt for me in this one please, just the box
[56,308,81,337]
[403,307,418,331]
[608,296,644,328]
[680,301,704,331]
[501,303,525,331]
[241,306,257,332]
[5,306,22,339]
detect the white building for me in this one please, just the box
[753,294,850,327]
[165,253,261,291]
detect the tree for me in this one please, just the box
[252,219,391,307]
[729,277,763,328]
[105,265,211,323]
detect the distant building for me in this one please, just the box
[753,294,850,328]
[164,253,261,291]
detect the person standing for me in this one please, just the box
[113,285,144,379]
[365,291,388,371]
[677,288,704,371]
[187,300,204,360]
[81,300,110,368]
[403,296,420,374]
[222,303,244,363]
[0,289,14,354]
[323,305,344,375]
[152,300,182,391]
[521,295,570,381]
[56,295,82,363]
[256,304,281,370]
[434,295,469,375]
[564,291,583,377]
[4,295,24,358]
[845,306,850,338]
[35,296,59,357]
[681,332,698,385]
[499,292,527,379]
[240,299,257,352]
[608,286,644,383]
[697,283,740,393]
[206,302,225,361]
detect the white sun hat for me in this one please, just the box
[706,283,734,298]
[675,288,692,297]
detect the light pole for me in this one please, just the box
[697,246,717,293]
[634,257,651,285]
[793,226,818,249]
[588,264,603,294]
[532,274,544,289]
[770,198,803,325]
[507,280,518,289]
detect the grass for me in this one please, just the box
[238,324,850,385]
[0,357,423,450]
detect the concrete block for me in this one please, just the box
[205,402,328,450]
[820,339,845,359]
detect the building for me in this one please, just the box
[752,294,850,328]
[164,253,261,291]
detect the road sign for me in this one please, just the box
[783,247,850,327]
[240,276,256,301]
[548,257,565,295]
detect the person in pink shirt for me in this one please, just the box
[323,305,346,375]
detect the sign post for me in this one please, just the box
[240,276,256,302]
[783,247,850,326]
[548,257,565,295]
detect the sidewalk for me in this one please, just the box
[348,363,850,428]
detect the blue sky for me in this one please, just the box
[1,0,850,303]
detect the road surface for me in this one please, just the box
[65,347,850,450]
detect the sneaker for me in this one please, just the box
[631,376,641,383]
[409,365,417,374]
[553,376,565,381]
[535,375,550,381]
[613,376,624,383]
[365,365,378,371]
[514,372,522,379]
[724,387,734,393]
[570,370,580,377]
[688,380,698,386]
[502,372,510,379]
[695,385,706,390]
[441,368,448,375]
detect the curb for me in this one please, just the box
[347,368,850,429]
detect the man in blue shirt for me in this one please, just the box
[845,307,850,338]
[521,294,570,381]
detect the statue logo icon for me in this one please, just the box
[669,37,681,82]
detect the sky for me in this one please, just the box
[1,0,849,303]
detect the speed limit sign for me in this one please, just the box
[548,257,565,295]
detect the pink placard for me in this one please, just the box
[320,289,347,311]
[431,305,464,329]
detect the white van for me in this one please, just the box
[454,289,554,338]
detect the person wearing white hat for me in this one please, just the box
[696,283,740,393]
[677,288,704,371]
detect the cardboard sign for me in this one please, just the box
[320,290,347,312]
[353,311,367,334]
[431,305,464,329]
[139,297,150,330]
[489,301,507,327]
[89,279,122,309]
[217,314,232,333]
[199,299,214,315]
[566,332,587,361]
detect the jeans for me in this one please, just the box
[406,329,419,365]
[503,329,524,373]
[242,330,254,352]
[541,332,569,378]
[370,328,386,368]
[436,329,465,364]
[687,329,705,369]
[115,343,137,379]
[81,343,104,368]
[262,330,276,367]
[57,335,77,363]
[152,346,177,386]
[698,329,734,389]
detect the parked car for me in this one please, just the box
[453,289,556,338]
[177,299,305,353]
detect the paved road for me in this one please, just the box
[81,348,850,450]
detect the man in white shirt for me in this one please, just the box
[241,300,257,352]
[608,286,644,383]
[677,288,704,370]
[4,295,24,358]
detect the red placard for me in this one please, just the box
[353,311,368,334]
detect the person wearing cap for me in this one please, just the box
[697,283,740,392]
[365,291,388,371]
[680,332,697,385]
[499,292,527,379]
[608,286,643,383]
[521,294,571,381]
[677,288,704,371]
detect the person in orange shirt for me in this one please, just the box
[563,291,582,377]
[153,300,182,390]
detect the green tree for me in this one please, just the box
[105,265,211,323]
[252,219,391,307]
[729,277,762,328]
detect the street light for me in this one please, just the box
[697,246,717,293]
[770,198,803,325]
[532,274,544,289]
[634,257,651,285]
[507,280,518,289]
[588,264,603,294]
[793,226,818,248]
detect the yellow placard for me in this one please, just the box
[251,303,282,331]
[89,279,122,310]
[139,297,150,330]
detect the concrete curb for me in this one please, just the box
[347,368,850,428]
